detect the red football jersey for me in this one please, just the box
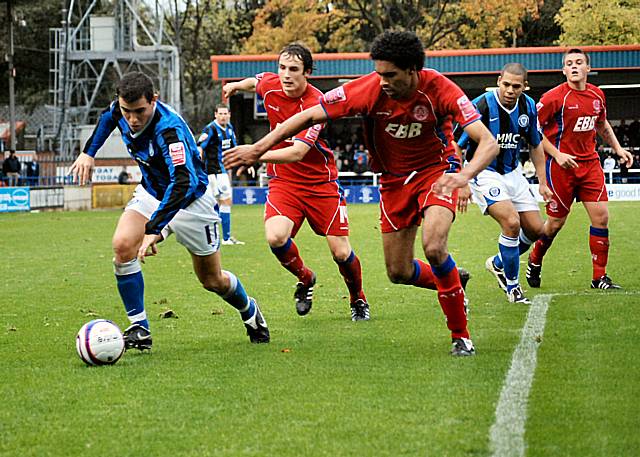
[537,82,606,161]
[255,72,338,184]
[320,70,480,175]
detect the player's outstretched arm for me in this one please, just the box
[530,144,553,202]
[223,78,258,98]
[597,120,634,168]
[459,121,498,179]
[70,105,117,185]
[260,141,311,164]
[433,121,497,195]
[541,134,578,169]
[224,104,328,169]
[69,153,95,186]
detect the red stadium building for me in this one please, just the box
[211,45,640,145]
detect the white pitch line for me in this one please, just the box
[550,290,640,297]
[489,294,552,457]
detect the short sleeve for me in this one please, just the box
[255,72,275,98]
[320,73,379,120]
[536,91,556,127]
[434,75,481,127]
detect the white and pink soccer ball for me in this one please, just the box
[76,319,125,366]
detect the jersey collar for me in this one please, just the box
[492,89,519,114]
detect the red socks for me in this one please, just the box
[270,238,313,284]
[589,226,609,280]
[431,256,468,339]
[529,234,554,265]
[410,259,437,290]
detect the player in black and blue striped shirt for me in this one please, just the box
[456,63,553,304]
[71,72,269,348]
[197,105,244,245]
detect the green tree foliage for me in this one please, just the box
[163,0,263,127]
[329,0,464,50]
[519,0,563,47]
[0,0,62,109]
[240,0,552,53]
[453,0,541,48]
[556,0,640,45]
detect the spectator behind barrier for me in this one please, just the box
[2,150,21,186]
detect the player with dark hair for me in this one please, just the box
[455,62,553,304]
[70,71,269,350]
[526,49,633,289]
[222,43,370,321]
[225,31,499,356]
[198,104,244,245]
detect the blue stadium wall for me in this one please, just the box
[211,46,640,80]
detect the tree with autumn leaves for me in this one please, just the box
[159,0,638,127]
[236,0,639,53]
[240,0,543,52]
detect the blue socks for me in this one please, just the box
[494,229,534,269]
[497,234,520,291]
[518,229,534,256]
[114,258,148,329]
[115,260,255,329]
[220,205,231,241]
[221,270,255,321]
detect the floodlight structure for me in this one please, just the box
[49,0,180,158]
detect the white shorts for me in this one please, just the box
[470,166,539,215]
[208,173,232,201]
[125,184,221,256]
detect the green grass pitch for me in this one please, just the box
[1,202,638,456]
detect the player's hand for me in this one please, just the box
[433,173,469,196]
[554,152,578,169]
[223,145,262,169]
[69,153,95,186]
[222,82,237,99]
[617,147,634,168]
[457,184,472,213]
[538,182,553,203]
[137,234,162,263]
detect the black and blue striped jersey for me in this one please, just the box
[83,100,208,235]
[458,90,541,174]
[197,121,238,175]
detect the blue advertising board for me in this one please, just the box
[233,187,268,205]
[0,187,30,212]
[232,185,379,205]
[342,185,380,204]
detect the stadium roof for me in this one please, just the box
[210,45,640,80]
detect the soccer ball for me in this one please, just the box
[76,319,125,366]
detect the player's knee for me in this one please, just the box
[331,247,352,263]
[266,232,288,248]
[423,243,446,264]
[547,218,565,236]
[502,216,521,237]
[385,265,412,284]
[592,213,609,227]
[112,236,138,261]
[201,273,226,294]
[387,271,410,284]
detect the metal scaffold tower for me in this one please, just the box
[49,0,180,158]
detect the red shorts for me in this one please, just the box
[379,165,458,233]
[546,157,607,218]
[265,179,349,237]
